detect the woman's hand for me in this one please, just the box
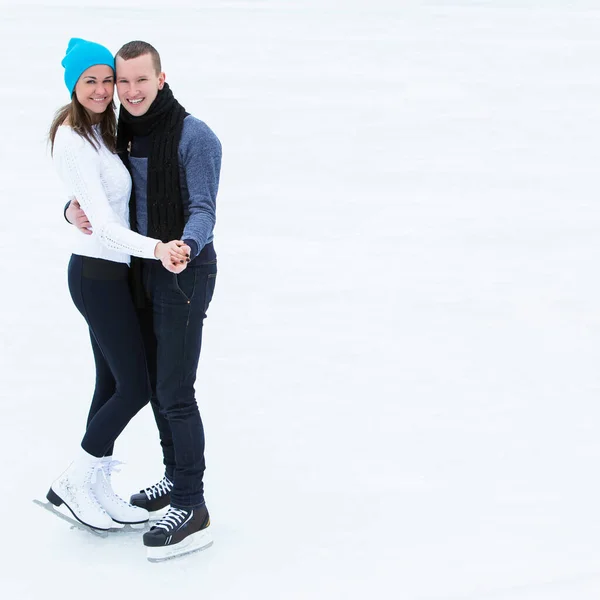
[154,240,191,273]
[66,199,92,234]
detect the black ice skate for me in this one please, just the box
[130,475,173,516]
[143,504,212,562]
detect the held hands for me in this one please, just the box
[66,199,92,234]
[154,240,191,273]
[67,199,190,272]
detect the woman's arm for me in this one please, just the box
[54,129,161,259]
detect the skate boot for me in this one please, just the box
[130,474,173,514]
[143,504,212,562]
[93,457,149,526]
[47,448,114,531]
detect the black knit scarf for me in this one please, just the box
[117,82,187,243]
[117,83,187,307]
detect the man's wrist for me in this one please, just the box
[183,238,199,260]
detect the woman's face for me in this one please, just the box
[74,65,114,119]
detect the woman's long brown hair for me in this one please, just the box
[49,93,116,155]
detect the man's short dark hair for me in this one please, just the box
[116,41,162,74]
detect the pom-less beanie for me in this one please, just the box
[61,38,114,96]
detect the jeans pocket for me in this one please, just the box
[204,273,217,312]
[173,270,197,303]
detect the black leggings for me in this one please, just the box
[68,255,151,457]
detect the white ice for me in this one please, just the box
[2,0,600,598]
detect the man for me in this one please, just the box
[66,40,221,561]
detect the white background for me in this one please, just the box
[1,0,600,598]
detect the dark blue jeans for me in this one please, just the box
[138,260,217,509]
[68,255,151,458]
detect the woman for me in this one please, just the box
[46,38,189,531]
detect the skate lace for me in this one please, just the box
[102,459,124,476]
[83,464,110,513]
[155,507,191,532]
[87,463,104,486]
[144,476,173,500]
[100,460,136,508]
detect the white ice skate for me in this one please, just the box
[93,457,149,528]
[46,448,115,531]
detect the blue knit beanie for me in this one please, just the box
[61,38,115,96]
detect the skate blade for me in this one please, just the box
[110,520,150,532]
[33,500,146,536]
[33,499,109,538]
[146,528,213,562]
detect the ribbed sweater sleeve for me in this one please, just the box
[53,128,160,259]
[180,118,222,254]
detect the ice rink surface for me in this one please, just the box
[2,0,600,598]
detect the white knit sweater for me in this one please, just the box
[53,125,160,264]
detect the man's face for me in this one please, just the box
[116,53,165,117]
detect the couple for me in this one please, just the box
[47,38,221,562]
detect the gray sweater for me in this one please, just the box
[128,115,222,260]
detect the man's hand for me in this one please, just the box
[155,240,191,273]
[66,199,92,235]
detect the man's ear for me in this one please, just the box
[158,72,166,90]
